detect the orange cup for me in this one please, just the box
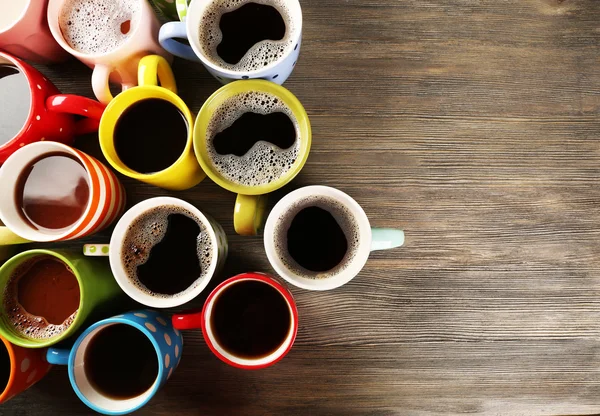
[0,336,51,404]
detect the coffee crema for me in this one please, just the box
[206,91,300,187]
[198,0,299,71]
[59,0,141,55]
[274,196,361,279]
[3,256,79,340]
[121,205,214,298]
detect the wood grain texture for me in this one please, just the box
[2,0,600,415]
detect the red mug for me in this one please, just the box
[173,272,299,370]
[0,51,105,164]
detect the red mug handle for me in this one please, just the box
[172,311,202,330]
[45,95,106,135]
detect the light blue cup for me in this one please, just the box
[158,0,303,85]
[46,310,183,415]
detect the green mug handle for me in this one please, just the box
[83,244,111,256]
[371,228,405,251]
[176,0,190,21]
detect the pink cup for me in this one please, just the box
[0,0,69,64]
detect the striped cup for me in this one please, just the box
[0,142,125,242]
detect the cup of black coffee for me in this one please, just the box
[84,197,228,308]
[263,186,405,290]
[193,80,311,235]
[172,272,298,369]
[159,0,302,84]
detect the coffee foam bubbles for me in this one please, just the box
[274,196,361,280]
[121,205,214,299]
[206,91,300,187]
[3,258,77,340]
[198,0,298,71]
[59,0,141,55]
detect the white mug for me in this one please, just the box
[47,0,172,104]
[264,186,405,291]
[158,0,302,85]
[84,197,228,308]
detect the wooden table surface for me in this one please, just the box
[3,0,600,415]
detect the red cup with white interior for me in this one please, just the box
[173,272,298,369]
[0,51,105,164]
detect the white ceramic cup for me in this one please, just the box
[83,197,228,308]
[159,0,302,85]
[47,0,172,104]
[264,186,405,291]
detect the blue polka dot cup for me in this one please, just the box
[45,310,183,415]
[158,0,302,85]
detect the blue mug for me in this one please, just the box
[46,310,183,415]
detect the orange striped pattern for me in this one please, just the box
[60,149,126,241]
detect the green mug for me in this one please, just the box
[0,250,123,348]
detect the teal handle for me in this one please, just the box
[371,228,404,251]
[46,348,70,365]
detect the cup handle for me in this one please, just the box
[370,228,405,251]
[46,348,69,365]
[158,21,200,62]
[0,227,30,245]
[234,194,269,236]
[46,95,106,135]
[83,244,110,256]
[138,55,177,93]
[92,64,122,104]
[172,312,202,330]
[176,0,189,21]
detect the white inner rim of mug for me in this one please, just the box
[0,0,30,33]
[203,278,296,367]
[72,322,161,413]
[186,0,303,75]
[0,54,33,150]
[264,186,373,291]
[0,142,94,242]
[109,197,219,308]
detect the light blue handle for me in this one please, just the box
[46,348,70,365]
[158,21,200,62]
[371,228,404,251]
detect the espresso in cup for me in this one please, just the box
[3,255,80,340]
[199,0,299,70]
[273,195,361,278]
[85,323,158,400]
[121,204,214,297]
[59,0,140,55]
[206,90,300,187]
[0,63,30,146]
[16,153,90,233]
[114,98,189,174]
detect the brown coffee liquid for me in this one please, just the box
[211,280,291,359]
[0,342,9,394]
[16,153,90,232]
[85,324,158,400]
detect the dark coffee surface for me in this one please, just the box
[84,324,158,400]
[211,280,290,359]
[16,153,90,231]
[213,111,296,156]
[287,206,348,272]
[0,64,30,146]
[114,98,188,174]
[137,213,202,295]
[217,2,286,64]
[0,342,9,395]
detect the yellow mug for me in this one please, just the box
[99,55,205,190]
[193,80,311,235]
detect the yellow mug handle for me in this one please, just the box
[0,227,30,245]
[138,55,177,93]
[234,194,269,236]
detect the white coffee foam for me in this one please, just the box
[273,196,361,280]
[198,0,298,71]
[206,91,300,187]
[121,205,214,299]
[59,0,141,55]
[3,257,77,340]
